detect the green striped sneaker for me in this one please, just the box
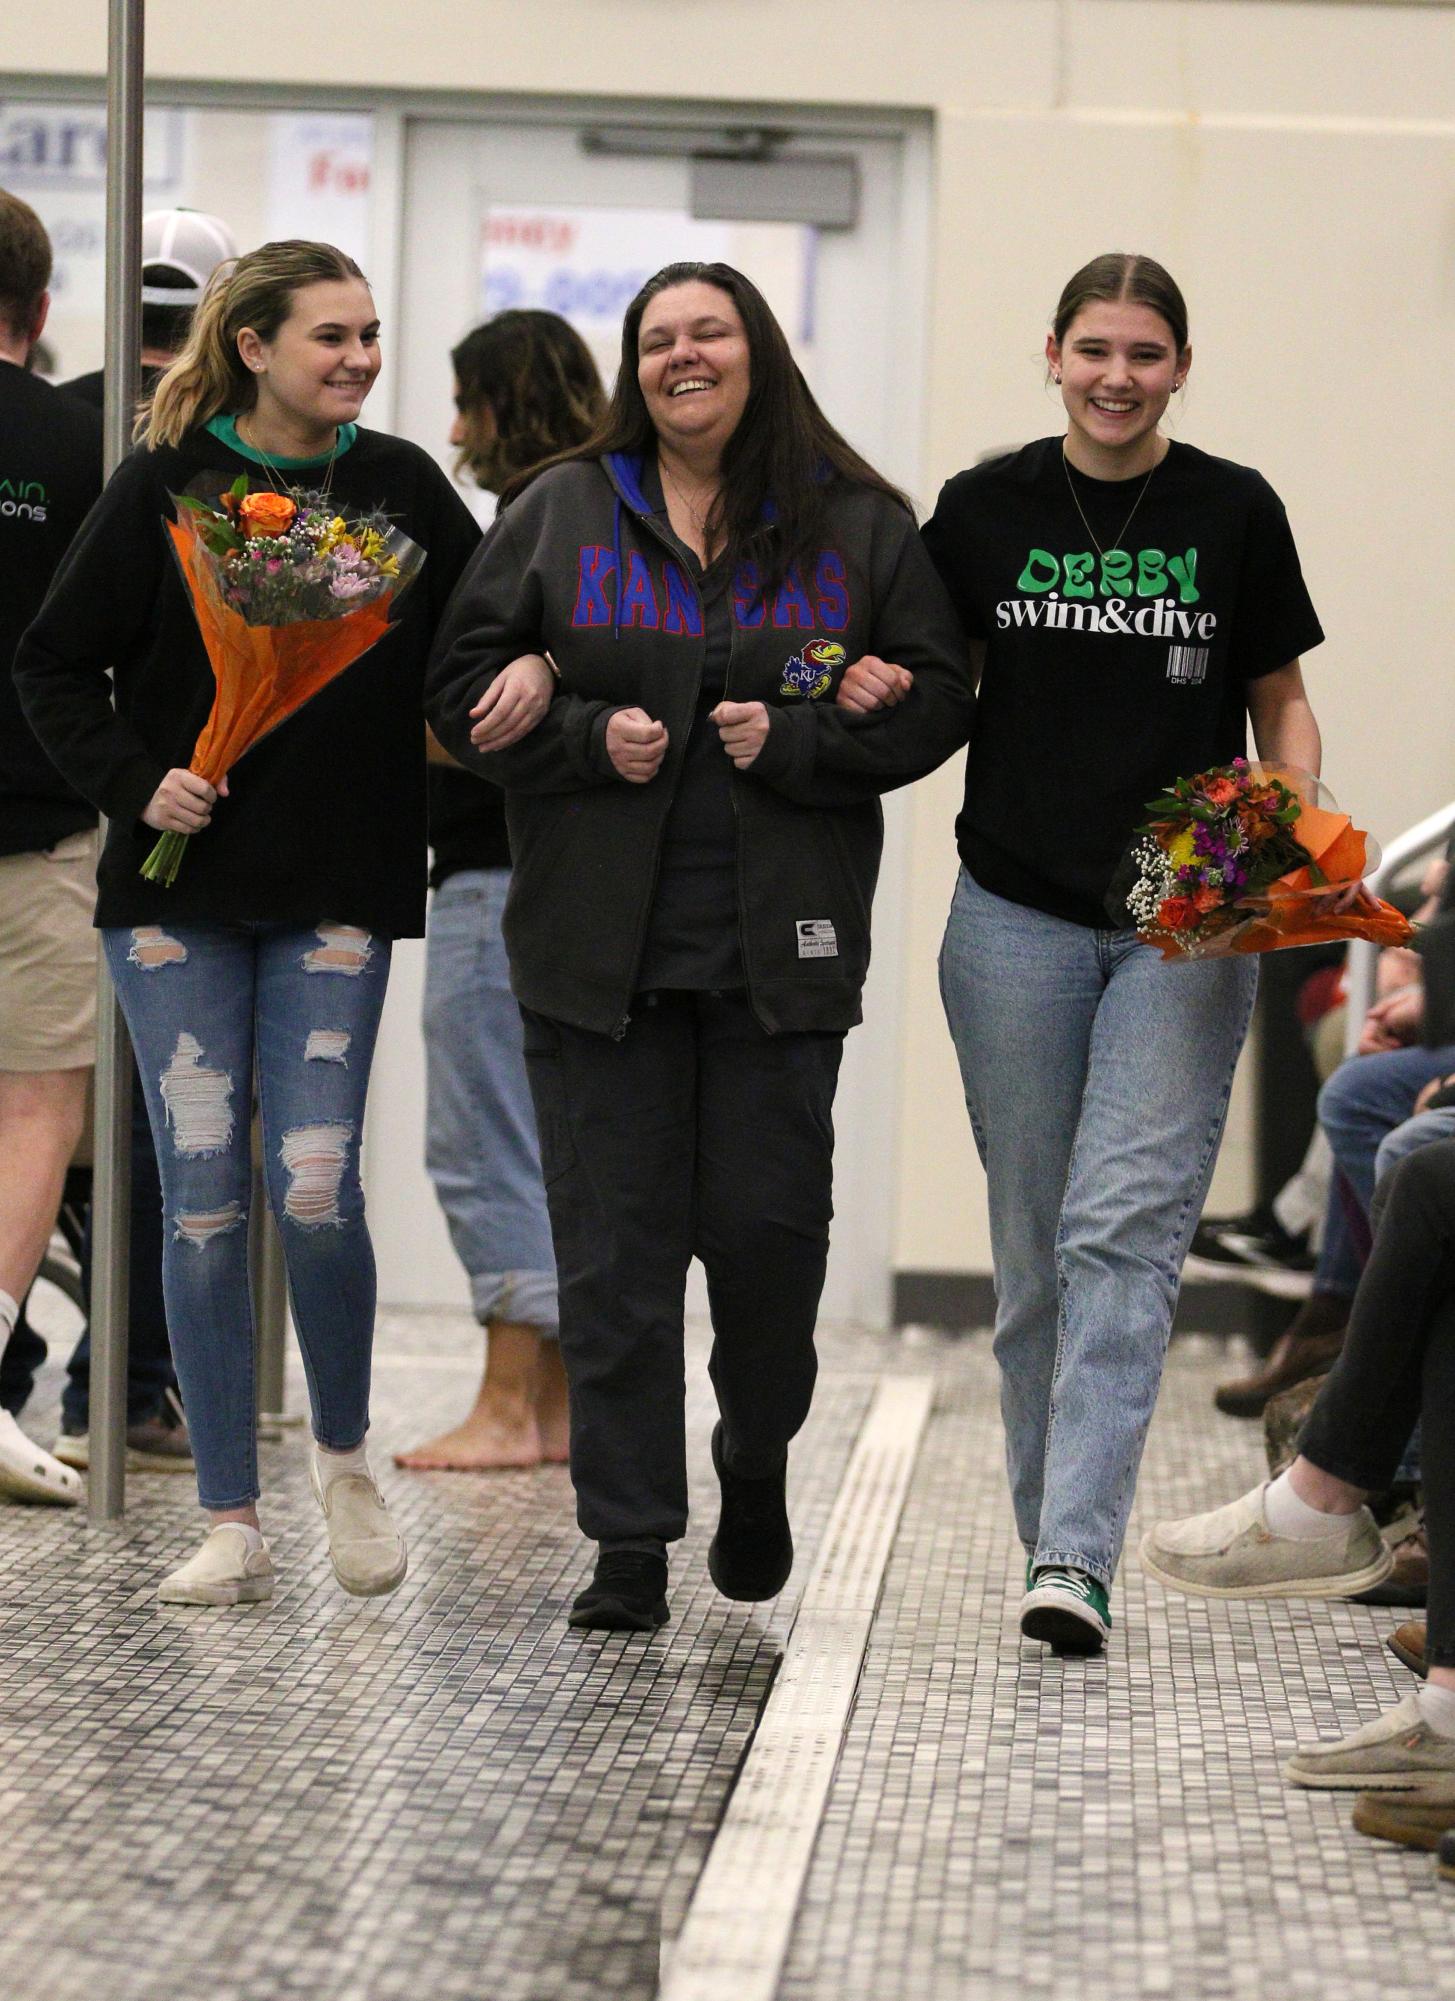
[1020,1566,1111,1655]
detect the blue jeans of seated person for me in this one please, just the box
[940,867,1257,1587]
[103,921,391,1510]
[423,870,557,1332]
[1319,1042,1455,1222]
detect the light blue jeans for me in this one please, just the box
[104,920,391,1509]
[940,867,1258,1585]
[423,869,557,1331]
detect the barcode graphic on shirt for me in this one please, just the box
[1166,644,1210,686]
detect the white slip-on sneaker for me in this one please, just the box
[1140,1482,1392,1600]
[0,1408,82,1505]
[310,1455,407,1598]
[157,1525,274,1606]
[1285,1694,1455,1791]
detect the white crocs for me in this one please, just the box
[157,1524,275,1606]
[0,1408,82,1505]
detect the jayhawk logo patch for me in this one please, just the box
[780,639,846,702]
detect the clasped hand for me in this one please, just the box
[143,769,227,833]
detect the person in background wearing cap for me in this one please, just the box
[0,189,100,1503]
[62,207,237,413]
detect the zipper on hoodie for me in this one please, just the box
[609,488,709,1027]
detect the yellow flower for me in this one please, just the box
[1168,828,1198,868]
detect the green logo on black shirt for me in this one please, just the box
[0,476,48,524]
[1014,546,1199,602]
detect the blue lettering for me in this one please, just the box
[814,550,850,631]
[663,561,703,637]
[732,562,766,628]
[618,550,660,629]
[772,568,816,630]
[571,545,615,627]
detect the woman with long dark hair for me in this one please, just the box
[397,312,605,1473]
[16,240,480,1605]
[426,261,973,1632]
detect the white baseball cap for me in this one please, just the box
[140,209,238,308]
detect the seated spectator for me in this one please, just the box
[1213,852,1454,1418]
[1141,1132,1455,1829]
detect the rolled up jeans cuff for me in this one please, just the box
[471,1268,559,1334]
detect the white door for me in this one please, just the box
[365,109,930,1328]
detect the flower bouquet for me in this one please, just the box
[140,477,426,885]
[1108,759,1413,960]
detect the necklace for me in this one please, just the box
[1061,446,1160,560]
[658,453,719,536]
[237,411,339,498]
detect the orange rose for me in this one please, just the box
[1158,896,1200,932]
[239,491,297,538]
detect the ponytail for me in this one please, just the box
[143,239,366,449]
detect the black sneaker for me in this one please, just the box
[1187,1207,1315,1275]
[707,1421,794,1602]
[568,1550,669,1632]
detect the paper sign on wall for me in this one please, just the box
[266,114,373,264]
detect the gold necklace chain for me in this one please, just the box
[237,411,339,499]
[658,453,719,533]
[1061,447,1160,560]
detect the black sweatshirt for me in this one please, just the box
[0,362,104,857]
[15,423,479,938]
[425,452,974,1037]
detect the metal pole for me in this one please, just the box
[89,0,146,1521]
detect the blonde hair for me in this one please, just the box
[144,239,367,448]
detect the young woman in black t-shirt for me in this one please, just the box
[17,241,480,1608]
[845,252,1329,1656]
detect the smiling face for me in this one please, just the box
[1047,298,1190,474]
[239,277,381,444]
[636,281,751,463]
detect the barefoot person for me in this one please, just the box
[847,252,1329,1655]
[16,240,480,1602]
[398,312,605,1474]
[427,262,973,1632]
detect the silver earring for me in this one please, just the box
[1052,373,1062,385]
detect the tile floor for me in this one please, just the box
[0,1314,1444,2001]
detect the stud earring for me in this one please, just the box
[1052,373,1062,385]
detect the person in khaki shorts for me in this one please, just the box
[0,189,102,1502]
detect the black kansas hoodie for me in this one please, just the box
[425,452,973,1037]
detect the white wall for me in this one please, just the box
[7,0,1452,1290]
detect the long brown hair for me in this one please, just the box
[1052,252,1189,352]
[144,240,367,449]
[503,261,908,592]
[452,310,605,490]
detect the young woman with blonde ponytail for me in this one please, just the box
[15,239,492,1607]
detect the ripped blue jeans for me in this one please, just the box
[103,920,392,1509]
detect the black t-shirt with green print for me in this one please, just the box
[921,436,1324,928]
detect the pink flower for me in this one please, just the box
[329,573,371,600]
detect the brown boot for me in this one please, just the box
[1387,1621,1428,1679]
[1354,1775,1455,1850]
[1213,1292,1350,1418]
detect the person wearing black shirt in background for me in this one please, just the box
[49,207,238,1480]
[16,240,479,1606]
[845,252,1330,1657]
[396,312,604,1476]
[0,189,99,1504]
